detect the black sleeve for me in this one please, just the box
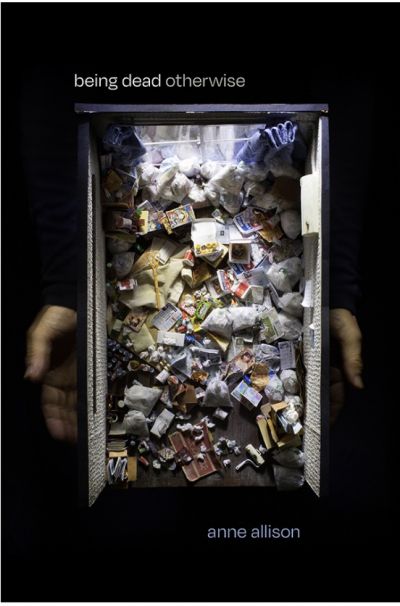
[327,79,373,315]
[20,67,78,310]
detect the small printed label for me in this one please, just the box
[278,341,296,370]
[152,303,182,331]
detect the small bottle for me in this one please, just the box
[183,249,195,267]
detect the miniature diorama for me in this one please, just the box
[80,108,328,502]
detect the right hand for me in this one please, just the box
[25,305,77,442]
[330,308,364,424]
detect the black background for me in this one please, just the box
[1,3,398,601]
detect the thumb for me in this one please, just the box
[340,327,364,389]
[25,324,53,382]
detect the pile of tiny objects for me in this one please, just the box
[101,120,310,491]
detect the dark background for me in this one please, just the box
[2,3,398,601]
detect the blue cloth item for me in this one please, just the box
[236,129,270,165]
[103,124,146,169]
[236,121,298,165]
[265,121,297,150]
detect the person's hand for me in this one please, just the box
[330,308,364,424]
[25,305,77,442]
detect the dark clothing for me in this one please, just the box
[4,4,398,602]
[20,74,78,311]
[326,79,372,314]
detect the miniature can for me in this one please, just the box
[115,216,133,229]
[117,278,137,291]
[183,249,195,267]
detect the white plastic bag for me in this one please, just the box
[278,312,303,340]
[280,210,301,239]
[273,464,304,491]
[170,172,193,202]
[204,182,220,206]
[107,238,133,254]
[267,257,302,293]
[203,378,232,408]
[220,192,242,215]
[280,369,299,394]
[201,308,233,339]
[210,164,244,195]
[187,183,207,206]
[230,306,259,333]
[141,183,158,202]
[112,252,135,279]
[137,162,159,186]
[284,394,304,416]
[157,156,180,193]
[179,158,201,177]
[279,292,303,318]
[281,401,300,424]
[264,371,285,402]
[122,410,149,437]
[200,160,220,180]
[272,447,304,469]
[124,384,162,416]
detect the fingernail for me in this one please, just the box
[354,376,364,389]
[24,364,41,382]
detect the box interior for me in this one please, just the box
[83,109,326,505]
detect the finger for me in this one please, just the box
[340,330,364,389]
[25,327,53,382]
[41,385,66,440]
[42,385,77,443]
